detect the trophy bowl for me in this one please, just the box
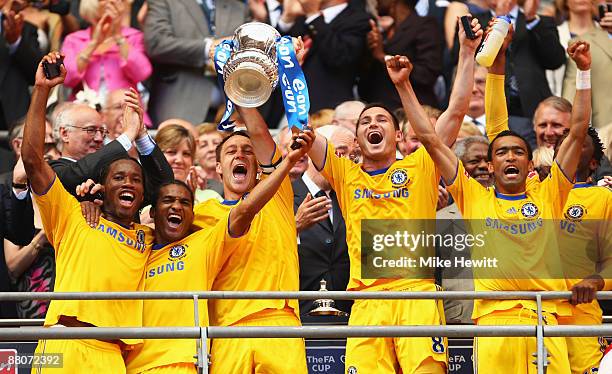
[223,22,281,108]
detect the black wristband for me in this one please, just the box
[12,182,27,190]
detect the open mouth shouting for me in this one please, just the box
[503,165,520,180]
[232,163,248,182]
[167,213,183,230]
[118,190,136,208]
[367,129,383,145]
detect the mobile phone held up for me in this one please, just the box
[461,15,477,40]
[42,56,64,80]
[599,3,612,20]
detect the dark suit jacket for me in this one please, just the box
[0,21,42,131]
[293,179,352,315]
[0,181,35,318]
[453,12,565,119]
[359,12,443,109]
[49,141,174,207]
[285,4,371,113]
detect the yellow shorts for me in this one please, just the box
[209,308,307,374]
[344,284,448,374]
[138,363,197,374]
[475,308,570,374]
[558,312,607,374]
[33,338,124,373]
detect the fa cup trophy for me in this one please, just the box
[309,279,349,317]
[222,22,281,108]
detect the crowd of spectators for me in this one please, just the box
[0,0,611,322]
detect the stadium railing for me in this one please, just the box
[1,290,611,374]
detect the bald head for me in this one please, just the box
[332,101,365,133]
[55,103,106,160]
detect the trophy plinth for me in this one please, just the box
[308,279,349,317]
[223,22,280,107]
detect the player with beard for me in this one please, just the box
[125,129,314,374]
[394,35,591,372]
[304,18,483,374]
[23,52,153,373]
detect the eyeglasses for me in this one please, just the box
[65,125,108,137]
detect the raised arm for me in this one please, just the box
[555,41,592,179]
[436,16,483,147]
[229,129,315,236]
[21,52,66,195]
[234,106,278,165]
[387,56,458,184]
[485,25,514,141]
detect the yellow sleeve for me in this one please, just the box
[320,140,353,196]
[485,73,509,142]
[599,190,612,290]
[446,161,486,215]
[413,147,441,183]
[203,218,234,288]
[540,161,574,216]
[32,176,84,251]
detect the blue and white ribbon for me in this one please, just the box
[276,36,310,131]
[215,36,310,132]
[213,40,236,131]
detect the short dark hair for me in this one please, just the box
[488,130,533,161]
[151,180,194,208]
[99,156,145,185]
[215,130,251,163]
[357,103,400,131]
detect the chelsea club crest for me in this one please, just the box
[168,245,187,261]
[389,169,409,188]
[565,204,586,222]
[520,202,539,219]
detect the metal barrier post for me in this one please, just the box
[200,327,209,374]
[534,293,548,374]
[193,295,205,373]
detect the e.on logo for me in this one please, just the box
[0,349,17,373]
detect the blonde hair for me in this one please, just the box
[458,121,482,139]
[310,109,335,129]
[79,0,100,24]
[197,122,228,140]
[155,124,196,156]
[533,146,554,168]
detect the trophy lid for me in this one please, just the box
[233,22,281,52]
[308,279,349,317]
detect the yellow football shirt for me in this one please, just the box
[193,176,300,327]
[34,177,152,345]
[320,143,440,291]
[447,161,573,319]
[559,184,612,317]
[126,218,232,373]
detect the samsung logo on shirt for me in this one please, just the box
[96,223,147,253]
[485,217,544,235]
[146,261,185,279]
[353,187,410,200]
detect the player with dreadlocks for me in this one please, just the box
[554,126,612,374]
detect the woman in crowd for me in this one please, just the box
[195,123,225,196]
[61,0,152,125]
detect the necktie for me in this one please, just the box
[199,0,215,34]
[315,190,333,228]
